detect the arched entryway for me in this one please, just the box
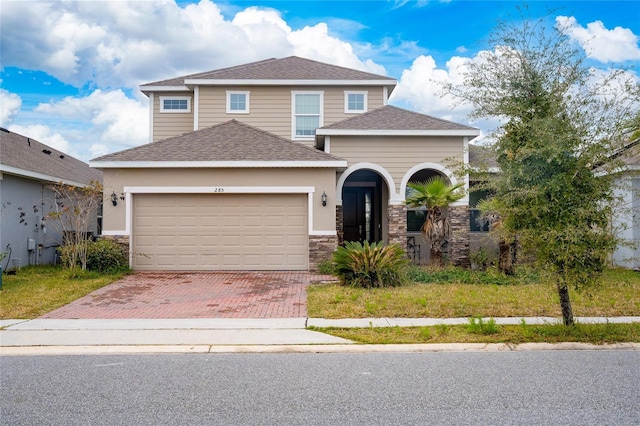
[337,164,395,245]
[342,169,387,243]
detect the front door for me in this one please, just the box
[343,187,376,243]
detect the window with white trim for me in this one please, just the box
[292,91,323,139]
[159,96,191,113]
[344,91,367,113]
[226,91,250,113]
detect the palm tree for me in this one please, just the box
[406,176,465,267]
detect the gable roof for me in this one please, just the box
[90,120,346,168]
[140,56,396,91]
[316,105,480,137]
[0,128,102,186]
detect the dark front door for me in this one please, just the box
[343,187,376,243]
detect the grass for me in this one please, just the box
[307,267,640,319]
[0,265,128,319]
[314,322,640,344]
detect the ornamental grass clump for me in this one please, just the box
[333,241,410,288]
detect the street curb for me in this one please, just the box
[2,342,638,356]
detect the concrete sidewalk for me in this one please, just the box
[1,316,639,355]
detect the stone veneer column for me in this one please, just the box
[335,205,344,245]
[308,234,338,272]
[387,204,407,247]
[448,205,471,268]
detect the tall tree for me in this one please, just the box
[444,8,640,325]
[406,176,465,267]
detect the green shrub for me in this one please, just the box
[333,241,410,288]
[85,239,129,273]
[316,259,336,275]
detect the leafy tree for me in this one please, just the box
[444,8,640,325]
[46,181,103,271]
[405,176,465,267]
[477,198,517,275]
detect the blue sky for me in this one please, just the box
[1,0,639,161]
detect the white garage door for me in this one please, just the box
[132,193,308,270]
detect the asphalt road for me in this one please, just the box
[2,350,638,425]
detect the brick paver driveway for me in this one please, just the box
[40,272,335,319]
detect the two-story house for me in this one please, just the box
[90,56,479,271]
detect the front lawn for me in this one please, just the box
[314,322,640,344]
[307,267,640,319]
[0,265,128,319]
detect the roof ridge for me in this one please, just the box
[386,105,477,128]
[321,104,477,131]
[141,58,280,86]
[284,56,392,79]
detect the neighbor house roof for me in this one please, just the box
[140,56,396,91]
[316,105,480,138]
[469,144,498,170]
[0,127,102,186]
[90,120,347,168]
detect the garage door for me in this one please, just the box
[132,193,308,270]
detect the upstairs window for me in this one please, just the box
[344,91,367,113]
[160,96,191,113]
[292,91,323,139]
[227,91,250,113]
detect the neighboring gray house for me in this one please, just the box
[0,128,102,270]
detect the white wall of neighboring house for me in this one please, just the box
[611,175,640,270]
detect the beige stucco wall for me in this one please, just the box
[100,167,337,234]
[152,91,194,141]
[330,135,465,195]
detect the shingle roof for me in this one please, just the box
[469,144,498,169]
[142,56,396,87]
[91,120,343,164]
[0,128,102,185]
[320,105,478,131]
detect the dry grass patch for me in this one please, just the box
[307,267,640,319]
[1,265,128,319]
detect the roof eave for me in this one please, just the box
[139,85,191,95]
[90,160,348,169]
[183,78,397,87]
[316,129,481,137]
[0,164,95,187]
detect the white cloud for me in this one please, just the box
[557,16,640,63]
[391,54,473,121]
[0,0,388,90]
[34,89,149,159]
[390,54,499,143]
[0,89,22,127]
[1,0,400,161]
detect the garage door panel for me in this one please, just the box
[133,193,308,270]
